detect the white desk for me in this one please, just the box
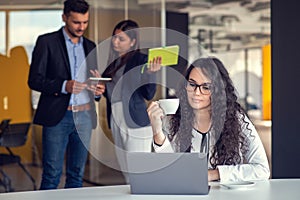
[1,179,300,200]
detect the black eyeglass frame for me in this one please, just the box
[185,81,212,95]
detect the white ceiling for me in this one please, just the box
[0,0,270,50]
[0,0,63,5]
[0,0,62,9]
[0,0,270,10]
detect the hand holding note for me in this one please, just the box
[147,56,162,73]
[141,45,180,73]
[148,45,179,66]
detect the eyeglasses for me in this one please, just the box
[186,81,212,95]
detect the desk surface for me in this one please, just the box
[1,179,300,200]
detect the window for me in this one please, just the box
[9,10,62,60]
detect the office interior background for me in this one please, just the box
[5,0,299,193]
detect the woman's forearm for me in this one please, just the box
[208,169,220,182]
[153,131,166,146]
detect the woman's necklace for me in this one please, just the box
[193,120,212,134]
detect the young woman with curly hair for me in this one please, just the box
[147,57,270,182]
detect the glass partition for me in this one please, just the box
[180,0,270,116]
[0,12,5,54]
[0,0,271,191]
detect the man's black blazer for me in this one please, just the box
[28,28,98,128]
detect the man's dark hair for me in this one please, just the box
[63,0,89,16]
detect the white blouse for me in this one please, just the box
[153,115,270,183]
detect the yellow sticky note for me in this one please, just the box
[148,45,179,66]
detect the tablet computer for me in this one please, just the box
[88,77,112,86]
[89,77,112,82]
[148,45,180,66]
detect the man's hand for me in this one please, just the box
[87,69,106,96]
[66,80,87,94]
[91,82,105,96]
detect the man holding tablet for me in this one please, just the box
[28,0,105,190]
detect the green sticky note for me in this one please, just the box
[148,45,179,66]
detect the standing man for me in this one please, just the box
[28,0,105,189]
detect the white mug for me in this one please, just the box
[158,98,179,115]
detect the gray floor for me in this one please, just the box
[0,132,127,193]
[0,158,126,193]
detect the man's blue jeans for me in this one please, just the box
[40,110,92,190]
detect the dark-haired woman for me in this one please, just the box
[102,20,161,179]
[147,57,270,182]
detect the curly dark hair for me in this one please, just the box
[169,57,251,169]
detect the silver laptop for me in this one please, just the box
[127,152,209,195]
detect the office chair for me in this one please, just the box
[0,119,37,192]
